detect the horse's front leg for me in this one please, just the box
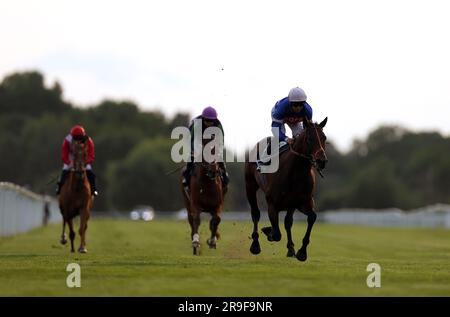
[262,204,282,242]
[296,209,317,262]
[189,208,201,255]
[60,219,68,245]
[78,210,89,253]
[284,209,295,257]
[67,218,76,253]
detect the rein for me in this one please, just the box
[289,125,326,178]
[71,143,88,183]
[200,162,220,180]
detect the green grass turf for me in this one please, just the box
[0,218,449,296]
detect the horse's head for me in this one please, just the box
[293,117,328,170]
[201,161,220,180]
[195,133,222,180]
[71,136,88,177]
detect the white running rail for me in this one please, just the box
[0,182,61,237]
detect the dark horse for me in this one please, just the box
[59,137,93,253]
[245,117,328,261]
[181,140,225,255]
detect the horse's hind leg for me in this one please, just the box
[67,218,76,253]
[296,209,317,262]
[284,209,295,257]
[246,172,261,255]
[207,213,221,249]
[60,219,68,245]
[263,204,281,242]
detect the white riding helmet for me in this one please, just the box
[288,87,307,102]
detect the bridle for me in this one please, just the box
[197,136,221,180]
[199,161,220,180]
[289,124,327,177]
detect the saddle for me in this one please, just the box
[257,138,289,166]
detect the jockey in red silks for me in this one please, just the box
[56,125,98,196]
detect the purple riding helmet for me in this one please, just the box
[201,106,218,120]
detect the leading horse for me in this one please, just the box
[245,117,328,261]
[59,137,93,253]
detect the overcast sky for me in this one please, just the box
[1,0,450,152]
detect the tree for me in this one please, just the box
[344,157,415,209]
[106,138,182,211]
[0,71,70,115]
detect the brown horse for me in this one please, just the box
[245,117,328,261]
[181,142,225,255]
[59,137,93,253]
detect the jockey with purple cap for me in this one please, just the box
[182,106,229,190]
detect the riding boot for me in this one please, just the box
[56,170,70,195]
[256,142,272,171]
[256,140,287,171]
[182,162,193,189]
[218,162,229,186]
[86,170,98,196]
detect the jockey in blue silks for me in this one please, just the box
[257,87,313,170]
[271,87,313,145]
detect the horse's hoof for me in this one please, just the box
[193,244,200,255]
[286,248,296,257]
[192,236,200,255]
[78,247,88,254]
[272,233,282,242]
[250,240,261,255]
[296,248,307,262]
[207,238,217,249]
[60,238,68,245]
[261,227,273,241]
[261,226,272,236]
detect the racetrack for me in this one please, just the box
[0,219,449,296]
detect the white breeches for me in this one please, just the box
[281,122,304,138]
[63,164,92,171]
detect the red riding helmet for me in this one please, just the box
[70,125,86,137]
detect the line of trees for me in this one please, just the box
[1,71,449,211]
[317,125,450,210]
